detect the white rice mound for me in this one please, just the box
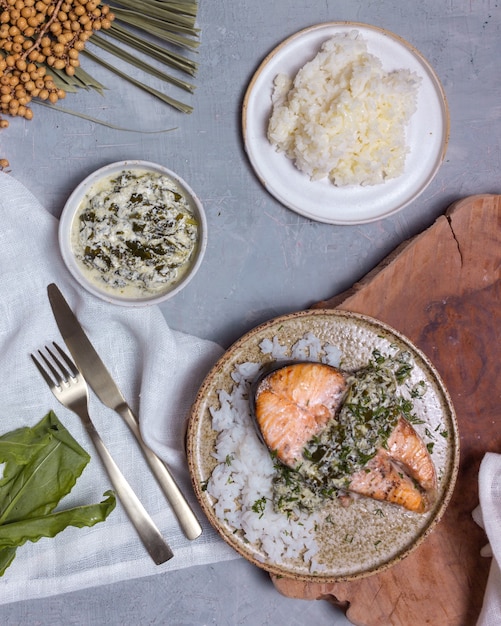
[206,333,342,572]
[267,30,422,186]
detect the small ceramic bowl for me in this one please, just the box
[59,160,207,307]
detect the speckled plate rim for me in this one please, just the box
[187,309,460,583]
[242,22,450,225]
[58,160,208,307]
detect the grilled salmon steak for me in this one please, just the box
[253,360,437,513]
[254,361,348,468]
[348,424,437,514]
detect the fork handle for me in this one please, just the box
[79,408,173,565]
[116,404,202,540]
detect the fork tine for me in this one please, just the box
[52,342,79,378]
[31,343,78,389]
[38,346,67,387]
[31,352,57,389]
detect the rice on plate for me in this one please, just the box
[207,334,338,568]
[187,311,459,582]
[267,30,421,186]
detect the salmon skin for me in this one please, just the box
[252,358,437,514]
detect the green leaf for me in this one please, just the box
[0,548,16,575]
[0,438,48,473]
[0,411,116,576]
[0,492,116,550]
[0,411,90,523]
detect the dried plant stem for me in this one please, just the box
[82,49,193,113]
[105,22,198,75]
[89,34,195,92]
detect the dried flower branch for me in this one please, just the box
[0,0,200,169]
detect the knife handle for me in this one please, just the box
[116,405,203,540]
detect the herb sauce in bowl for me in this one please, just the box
[59,161,207,306]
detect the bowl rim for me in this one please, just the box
[58,160,207,307]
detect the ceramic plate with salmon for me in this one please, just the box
[187,310,459,582]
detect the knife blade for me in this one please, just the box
[47,283,202,540]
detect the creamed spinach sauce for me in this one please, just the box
[71,170,199,297]
[273,350,426,514]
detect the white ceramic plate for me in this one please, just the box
[187,310,459,582]
[242,23,450,224]
[59,160,207,307]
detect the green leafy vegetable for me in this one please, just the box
[0,410,116,576]
[0,492,116,549]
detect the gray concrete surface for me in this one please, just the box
[1,0,499,624]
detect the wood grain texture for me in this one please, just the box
[272,195,501,626]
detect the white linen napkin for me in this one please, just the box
[0,171,238,605]
[473,453,501,625]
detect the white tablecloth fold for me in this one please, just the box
[474,453,501,626]
[0,172,237,605]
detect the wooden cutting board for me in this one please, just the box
[271,195,501,626]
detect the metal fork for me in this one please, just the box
[31,342,173,566]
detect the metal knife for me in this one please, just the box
[47,282,203,540]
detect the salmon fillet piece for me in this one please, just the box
[349,448,433,513]
[347,416,437,512]
[349,451,426,512]
[386,416,437,497]
[254,362,348,468]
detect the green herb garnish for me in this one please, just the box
[251,497,267,519]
